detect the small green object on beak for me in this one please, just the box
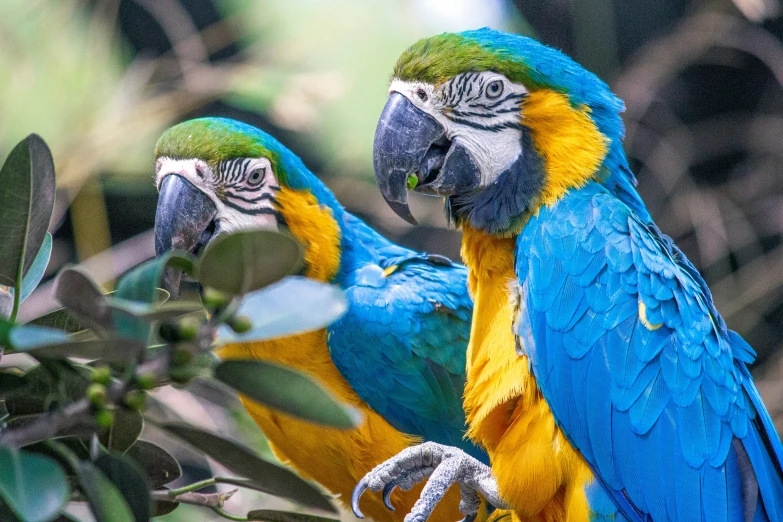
[407,173,419,190]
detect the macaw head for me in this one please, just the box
[374,28,640,235]
[154,117,345,286]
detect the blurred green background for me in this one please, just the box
[4,0,783,519]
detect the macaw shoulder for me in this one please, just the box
[327,254,475,450]
[330,253,472,386]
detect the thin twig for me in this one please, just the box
[150,487,238,508]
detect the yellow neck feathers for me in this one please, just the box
[460,225,593,521]
[522,90,609,207]
[460,226,532,443]
[275,188,342,282]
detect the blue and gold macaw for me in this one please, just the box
[152,117,487,522]
[355,29,783,522]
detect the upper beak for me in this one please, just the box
[155,174,217,296]
[373,92,481,224]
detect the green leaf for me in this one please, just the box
[9,326,145,363]
[94,454,152,522]
[113,252,195,341]
[0,135,56,301]
[216,277,347,344]
[125,440,181,488]
[214,476,328,496]
[3,361,90,417]
[28,307,87,334]
[54,268,112,330]
[247,510,339,522]
[106,297,204,323]
[196,230,304,295]
[23,438,91,469]
[116,253,194,305]
[28,287,174,339]
[8,325,70,349]
[99,408,143,452]
[74,460,135,522]
[0,447,69,522]
[214,360,361,429]
[18,232,52,303]
[159,423,335,513]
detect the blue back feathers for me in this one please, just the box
[515,181,783,521]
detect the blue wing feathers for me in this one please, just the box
[329,221,487,462]
[639,412,672,521]
[517,182,783,520]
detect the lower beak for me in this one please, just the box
[155,174,217,295]
[373,93,481,224]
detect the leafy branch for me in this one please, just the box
[0,135,356,521]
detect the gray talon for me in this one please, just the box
[383,482,397,511]
[354,443,509,522]
[352,478,368,518]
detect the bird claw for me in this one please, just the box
[351,442,508,522]
[352,477,369,519]
[353,468,417,517]
[383,482,397,511]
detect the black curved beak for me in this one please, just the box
[155,174,217,296]
[373,93,482,224]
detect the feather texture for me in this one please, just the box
[328,214,485,461]
[516,182,783,520]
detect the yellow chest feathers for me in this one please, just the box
[460,226,593,521]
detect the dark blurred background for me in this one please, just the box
[4,0,783,518]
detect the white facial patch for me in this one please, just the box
[156,156,282,235]
[390,73,529,186]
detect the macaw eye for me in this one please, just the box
[416,88,428,102]
[247,168,266,186]
[486,80,504,99]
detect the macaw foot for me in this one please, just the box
[351,442,509,522]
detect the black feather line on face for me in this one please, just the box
[442,117,524,132]
[448,131,544,235]
[232,182,267,193]
[221,198,285,219]
[467,92,526,110]
[227,192,277,204]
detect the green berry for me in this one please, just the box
[86,383,107,407]
[177,317,199,341]
[228,315,252,334]
[407,173,418,190]
[202,287,229,309]
[171,348,193,367]
[124,390,146,411]
[95,409,114,428]
[168,367,192,385]
[91,366,111,386]
[136,372,156,391]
